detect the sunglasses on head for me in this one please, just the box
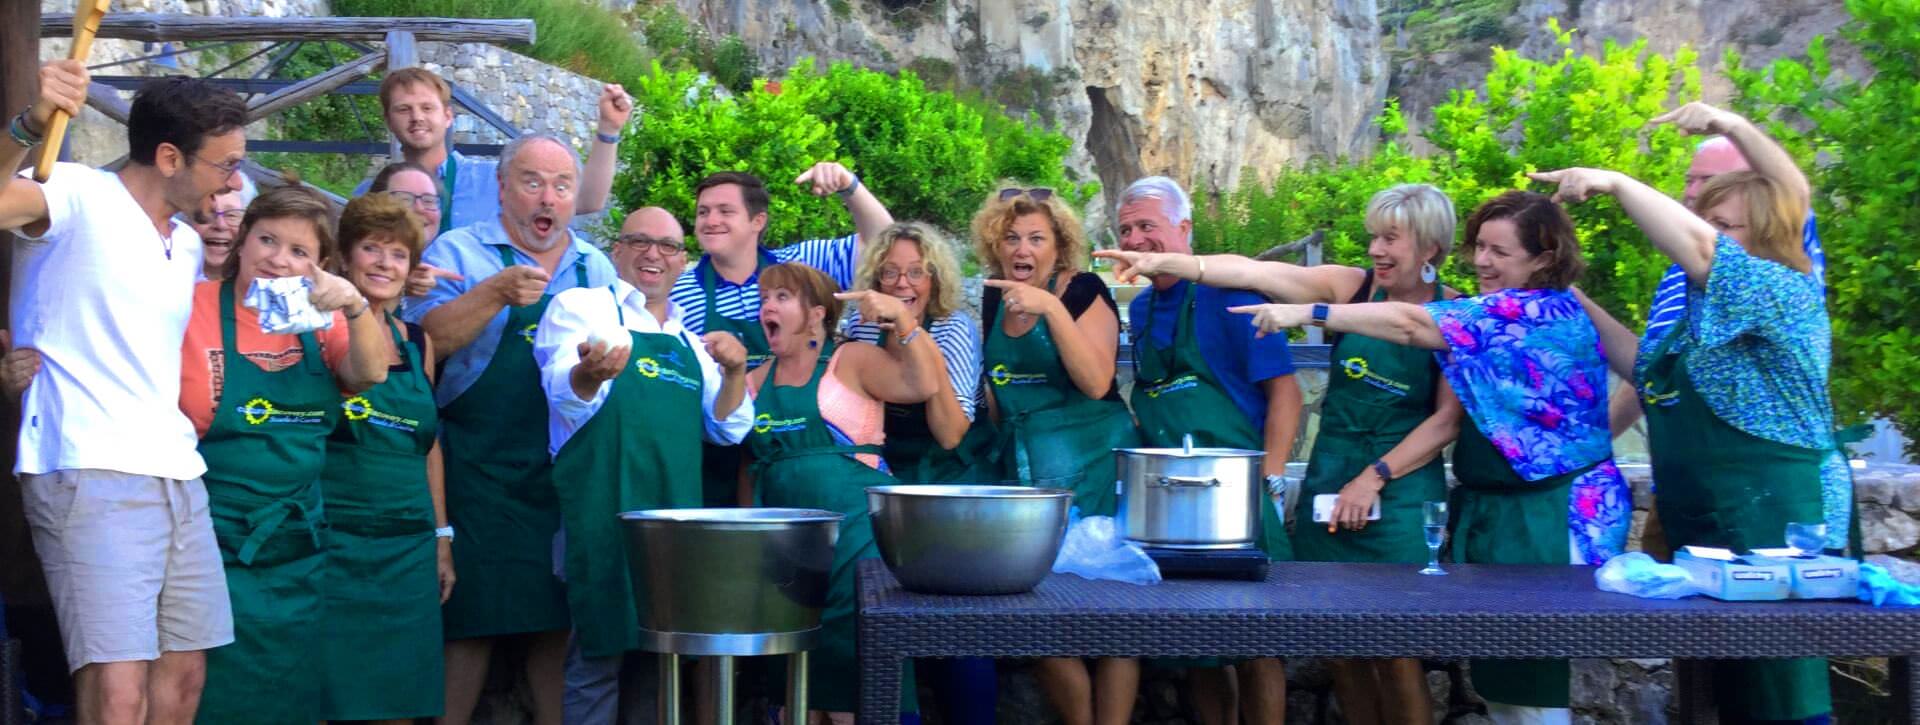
[998,187,1055,202]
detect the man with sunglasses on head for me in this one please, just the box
[2,63,247,725]
[534,206,754,724]
[667,161,893,506]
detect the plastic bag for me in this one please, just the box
[247,276,333,335]
[1052,512,1161,585]
[1858,563,1920,607]
[1595,552,1700,599]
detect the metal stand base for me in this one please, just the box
[656,650,811,724]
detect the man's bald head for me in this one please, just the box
[613,206,690,300]
[1685,136,1751,206]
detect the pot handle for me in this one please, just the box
[1154,475,1220,488]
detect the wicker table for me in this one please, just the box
[857,559,1920,723]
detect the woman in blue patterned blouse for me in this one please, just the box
[1228,190,1630,725]
[1538,166,1835,725]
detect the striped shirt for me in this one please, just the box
[845,310,983,421]
[1644,212,1824,339]
[667,235,861,335]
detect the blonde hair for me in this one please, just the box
[969,185,1089,279]
[1364,184,1456,265]
[1691,171,1810,274]
[855,222,964,321]
[379,67,452,108]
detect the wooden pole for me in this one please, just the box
[33,0,110,181]
[41,14,535,45]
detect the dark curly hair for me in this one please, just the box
[1461,190,1588,290]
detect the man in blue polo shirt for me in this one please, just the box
[1117,176,1301,725]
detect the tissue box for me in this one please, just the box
[1743,551,1860,600]
[1675,548,1791,601]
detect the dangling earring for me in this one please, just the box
[1420,262,1437,284]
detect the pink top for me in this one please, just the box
[819,349,885,469]
[750,347,886,469]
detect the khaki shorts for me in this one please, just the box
[21,469,234,671]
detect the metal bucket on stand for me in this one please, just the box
[621,507,842,724]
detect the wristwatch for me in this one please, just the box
[435,526,455,540]
[1370,459,1393,483]
[1310,303,1330,327]
[837,175,862,199]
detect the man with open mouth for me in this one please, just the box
[664,162,896,509]
[402,132,620,725]
[357,67,633,237]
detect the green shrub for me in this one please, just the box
[613,58,1094,254]
[1196,22,1700,325]
[252,41,388,196]
[1726,0,1920,452]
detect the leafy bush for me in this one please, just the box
[252,42,388,196]
[614,58,1094,253]
[1725,0,1920,451]
[1197,22,1701,324]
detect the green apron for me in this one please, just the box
[437,247,584,639]
[982,274,1140,514]
[879,314,995,484]
[196,280,341,725]
[745,344,915,713]
[1449,421,1588,708]
[551,292,706,658]
[317,314,444,720]
[1292,285,1447,564]
[1640,319,1831,721]
[1129,281,1289,561]
[697,248,778,507]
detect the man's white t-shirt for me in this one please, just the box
[9,163,207,479]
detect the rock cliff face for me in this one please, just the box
[675,0,1390,214]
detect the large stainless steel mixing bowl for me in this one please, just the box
[867,485,1070,595]
[620,507,841,656]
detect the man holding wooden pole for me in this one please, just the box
[0,59,248,724]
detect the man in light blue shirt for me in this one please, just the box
[400,132,617,722]
[356,67,632,234]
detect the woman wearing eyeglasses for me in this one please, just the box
[368,161,462,297]
[846,222,998,722]
[973,186,1142,725]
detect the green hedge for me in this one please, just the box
[613,58,1095,251]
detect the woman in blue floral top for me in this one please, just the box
[1229,190,1629,724]
[1540,165,1834,725]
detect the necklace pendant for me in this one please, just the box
[165,248,172,260]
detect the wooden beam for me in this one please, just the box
[246,50,384,122]
[249,139,505,157]
[41,14,536,45]
[386,30,415,159]
[93,74,380,95]
[85,81,130,124]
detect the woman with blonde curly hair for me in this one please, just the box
[847,222,983,480]
[974,186,1141,725]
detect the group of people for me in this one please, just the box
[1,38,1843,725]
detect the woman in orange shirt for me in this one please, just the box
[182,184,393,725]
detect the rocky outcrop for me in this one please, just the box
[675,0,1389,216]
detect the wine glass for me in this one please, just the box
[1785,521,1828,557]
[1420,501,1449,576]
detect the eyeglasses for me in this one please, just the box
[192,153,247,179]
[212,208,246,224]
[384,189,442,211]
[878,265,930,284]
[998,187,1054,202]
[615,234,686,256]
[517,177,575,200]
